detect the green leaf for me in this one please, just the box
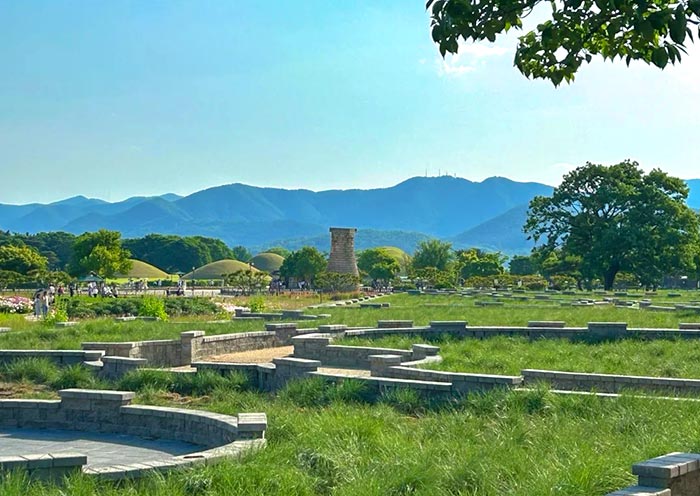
[669,8,687,44]
[639,20,654,41]
[651,46,669,68]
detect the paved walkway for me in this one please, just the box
[0,428,201,468]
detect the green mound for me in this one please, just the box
[183,259,261,280]
[118,259,170,279]
[251,252,285,273]
[375,246,411,267]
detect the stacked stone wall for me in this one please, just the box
[327,227,359,277]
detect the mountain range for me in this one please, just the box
[2,177,699,255]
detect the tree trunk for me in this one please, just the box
[603,264,619,291]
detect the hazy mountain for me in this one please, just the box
[450,204,534,255]
[1,176,697,253]
[259,229,432,254]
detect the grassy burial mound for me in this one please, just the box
[117,259,170,279]
[376,245,411,272]
[250,252,285,273]
[183,259,261,280]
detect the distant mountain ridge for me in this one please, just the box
[1,177,698,255]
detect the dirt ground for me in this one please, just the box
[203,347,372,377]
[206,346,294,363]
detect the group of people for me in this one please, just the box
[85,281,119,298]
[32,285,56,317]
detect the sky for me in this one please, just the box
[1,1,699,204]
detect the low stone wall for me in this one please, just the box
[292,333,414,367]
[195,331,278,359]
[0,453,87,482]
[0,389,267,480]
[522,369,700,394]
[345,321,700,342]
[100,356,148,380]
[373,357,522,394]
[608,452,700,495]
[0,350,104,366]
[82,339,182,366]
[82,326,313,367]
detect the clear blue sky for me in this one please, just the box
[1,1,699,204]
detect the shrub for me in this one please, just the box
[248,295,266,313]
[138,297,168,321]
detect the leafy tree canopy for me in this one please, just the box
[412,239,454,271]
[0,244,48,275]
[70,229,132,278]
[123,234,236,273]
[455,248,507,279]
[357,248,402,283]
[279,247,327,285]
[508,254,539,275]
[263,246,291,258]
[427,0,700,85]
[231,245,253,263]
[524,161,700,289]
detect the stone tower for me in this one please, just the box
[327,227,359,277]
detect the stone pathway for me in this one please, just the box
[0,428,200,468]
[207,346,294,363]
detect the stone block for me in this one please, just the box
[587,322,628,339]
[411,344,440,360]
[377,320,413,329]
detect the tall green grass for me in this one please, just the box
[341,334,700,378]
[3,382,700,495]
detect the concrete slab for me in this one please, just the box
[0,428,201,468]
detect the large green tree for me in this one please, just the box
[455,248,506,279]
[123,234,236,273]
[524,161,700,289]
[279,247,327,286]
[0,244,48,275]
[427,0,700,85]
[70,230,132,278]
[357,248,402,284]
[412,239,454,271]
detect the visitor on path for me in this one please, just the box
[33,290,42,318]
[41,290,50,317]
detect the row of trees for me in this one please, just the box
[0,231,264,275]
[2,162,697,292]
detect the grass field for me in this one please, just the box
[2,374,700,495]
[2,291,700,494]
[1,291,700,349]
[341,334,700,378]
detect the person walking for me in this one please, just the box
[33,290,42,318]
